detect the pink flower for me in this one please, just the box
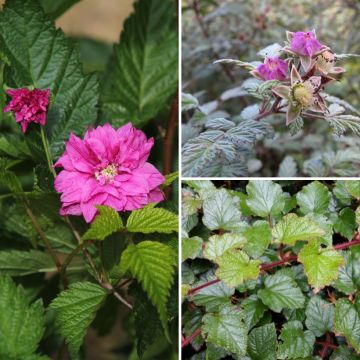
[256,57,288,81]
[4,88,50,133]
[54,123,165,223]
[289,31,322,57]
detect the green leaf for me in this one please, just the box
[203,233,247,261]
[333,251,360,294]
[277,321,315,359]
[246,180,285,218]
[0,250,56,276]
[202,188,242,231]
[334,298,360,353]
[0,0,98,158]
[82,206,123,241]
[272,213,325,245]
[345,180,360,199]
[39,0,80,19]
[298,241,344,290]
[215,250,260,287]
[192,281,234,312]
[330,346,360,360]
[202,306,248,356]
[241,294,268,329]
[0,276,45,359]
[258,273,305,313]
[305,296,334,337]
[248,323,277,360]
[333,181,352,206]
[334,207,356,240]
[182,236,203,261]
[0,159,22,193]
[126,205,178,233]
[102,0,177,127]
[50,282,107,356]
[119,241,176,335]
[243,221,271,258]
[161,171,179,188]
[296,181,331,214]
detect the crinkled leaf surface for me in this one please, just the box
[241,294,268,329]
[50,282,107,356]
[296,181,331,215]
[345,180,360,199]
[248,323,277,360]
[333,251,360,294]
[102,0,177,127]
[243,221,271,258]
[305,296,334,337]
[334,207,356,240]
[0,0,98,158]
[182,236,203,261]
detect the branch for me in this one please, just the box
[181,327,202,348]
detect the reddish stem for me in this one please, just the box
[181,328,202,348]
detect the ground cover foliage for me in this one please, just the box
[0,0,179,359]
[182,180,360,359]
[181,0,360,177]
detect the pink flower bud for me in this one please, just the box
[290,31,322,57]
[256,57,288,81]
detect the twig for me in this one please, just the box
[181,328,202,348]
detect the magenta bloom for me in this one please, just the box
[290,31,322,57]
[256,57,288,81]
[54,123,165,223]
[4,88,50,133]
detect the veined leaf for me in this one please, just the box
[82,206,123,241]
[305,296,334,337]
[298,241,343,290]
[334,298,360,353]
[272,213,325,245]
[345,180,360,199]
[126,205,178,234]
[258,273,305,313]
[241,294,268,329]
[243,221,271,258]
[182,236,203,261]
[296,181,331,215]
[333,251,360,294]
[215,250,260,287]
[202,306,248,356]
[50,282,107,356]
[161,171,179,188]
[334,207,356,240]
[0,0,98,158]
[248,323,277,360]
[0,276,45,359]
[119,241,176,336]
[102,0,177,127]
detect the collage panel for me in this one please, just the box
[181,179,360,359]
[181,1,360,177]
[0,0,179,359]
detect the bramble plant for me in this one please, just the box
[182,180,360,359]
[181,1,360,177]
[0,0,178,359]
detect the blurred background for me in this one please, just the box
[182,0,360,176]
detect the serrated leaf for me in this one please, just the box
[241,294,268,329]
[243,221,271,258]
[0,0,98,158]
[333,251,360,294]
[305,296,334,337]
[50,282,107,356]
[277,321,315,359]
[258,273,305,313]
[203,233,247,261]
[0,250,56,276]
[277,156,297,177]
[334,298,360,353]
[182,93,199,111]
[345,180,360,199]
[215,250,260,287]
[102,0,177,127]
[202,306,248,356]
[126,205,178,233]
[161,171,179,188]
[296,181,331,214]
[330,346,360,360]
[192,281,234,312]
[334,207,356,240]
[248,323,277,360]
[272,213,325,245]
[0,276,45,359]
[119,241,176,335]
[246,180,285,218]
[182,236,203,261]
[0,159,22,193]
[202,188,242,231]
[82,206,123,241]
[298,241,343,290]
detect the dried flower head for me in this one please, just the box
[54,123,165,223]
[4,88,50,133]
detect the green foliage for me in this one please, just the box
[82,206,123,241]
[0,276,46,359]
[102,0,177,127]
[182,180,360,359]
[50,282,108,356]
[126,204,178,234]
[120,241,176,336]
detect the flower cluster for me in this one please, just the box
[250,30,345,124]
[4,88,50,133]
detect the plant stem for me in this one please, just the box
[60,242,86,277]
[181,328,202,348]
[40,126,56,178]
